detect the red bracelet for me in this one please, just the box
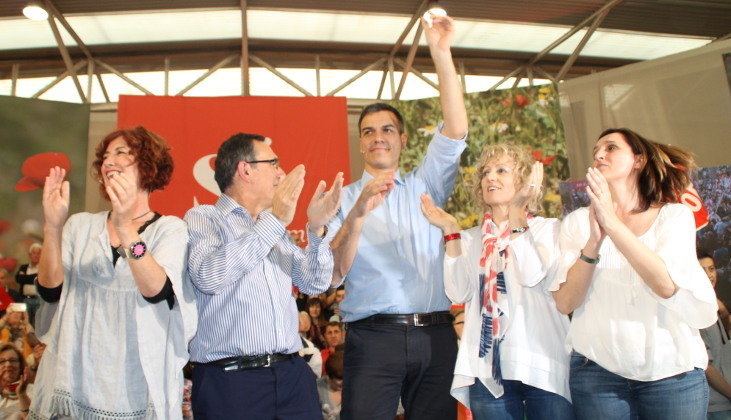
[444,233,461,243]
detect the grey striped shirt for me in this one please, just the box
[185,193,333,362]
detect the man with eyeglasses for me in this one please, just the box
[328,14,468,419]
[185,133,343,419]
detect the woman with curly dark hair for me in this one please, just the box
[30,126,197,419]
[551,128,717,419]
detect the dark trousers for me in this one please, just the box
[341,323,458,420]
[192,355,321,420]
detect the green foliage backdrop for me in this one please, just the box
[390,84,568,229]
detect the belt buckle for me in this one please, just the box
[262,354,272,368]
[413,313,425,327]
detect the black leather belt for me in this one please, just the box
[205,353,295,372]
[349,311,453,327]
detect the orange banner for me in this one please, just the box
[117,95,351,234]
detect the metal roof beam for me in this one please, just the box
[249,54,313,96]
[394,21,423,100]
[47,15,86,102]
[177,54,239,95]
[326,57,385,96]
[556,8,610,81]
[240,0,250,96]
[527,0,626,66]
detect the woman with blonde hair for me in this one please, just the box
[422,143,572,419]
[551,128,717,418]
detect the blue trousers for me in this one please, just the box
[468,379,575,420]
[570,352,708,420]
[191,355,320,420]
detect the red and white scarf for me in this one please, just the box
[477,213,525,383]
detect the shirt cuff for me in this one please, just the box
[435,122,468,142]
[254,212,287,248]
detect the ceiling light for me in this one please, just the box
[23,2,48,21]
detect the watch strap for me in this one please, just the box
[579,252,600,264]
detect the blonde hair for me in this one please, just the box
[472,143,543,215]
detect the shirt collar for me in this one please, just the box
[359,168,405,186]
[215,193,249,217]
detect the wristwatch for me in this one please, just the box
[117,241,147,259]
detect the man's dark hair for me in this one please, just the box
[697,249,714,261]
[358,103,405,134]
[214,133,266,193]
[324,321,343,332]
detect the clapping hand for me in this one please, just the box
[106,171,141,229]
[42,166,70,230]
[272,165,306,228]
[352,173,395,218]
[511,161,543,210]
[307,172,344,235]
[585,167,618,232]
[420,194,459,234]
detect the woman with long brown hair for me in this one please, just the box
[551,128,717,419]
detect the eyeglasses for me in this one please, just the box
[246,158,279,169]
[0,358,20,365]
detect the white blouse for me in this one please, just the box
[549,203,717,381]
[445,217,571,408]
[29,212,198,419]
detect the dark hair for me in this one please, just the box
[306,297,323,309]
[599,128,695,213]
[0,342,26,379]
[325,349,344,380]
[358,103,405,134]
[91,126,174,199]
[323,321,343,332]
[697,249,714,261]
[214,133,266,193]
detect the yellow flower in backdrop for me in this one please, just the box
[458,214,480,230]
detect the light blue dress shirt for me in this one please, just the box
[329,126,467,322]
[185,193,333,362]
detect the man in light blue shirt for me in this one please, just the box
[329,14,468,420]
[186,133,343,419]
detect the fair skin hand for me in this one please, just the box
[306,172,344,236]
[505,161,542,239]
[271,165,306,228]
[38,166,68,289]
[420,193,460,257]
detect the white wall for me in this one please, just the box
[559,39,731,179]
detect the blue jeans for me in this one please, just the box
[570,352,708,420]
[469,379,575,420]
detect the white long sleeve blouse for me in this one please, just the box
[29,212,198,419]
[549,203,718,381]
[445,216,571,408]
